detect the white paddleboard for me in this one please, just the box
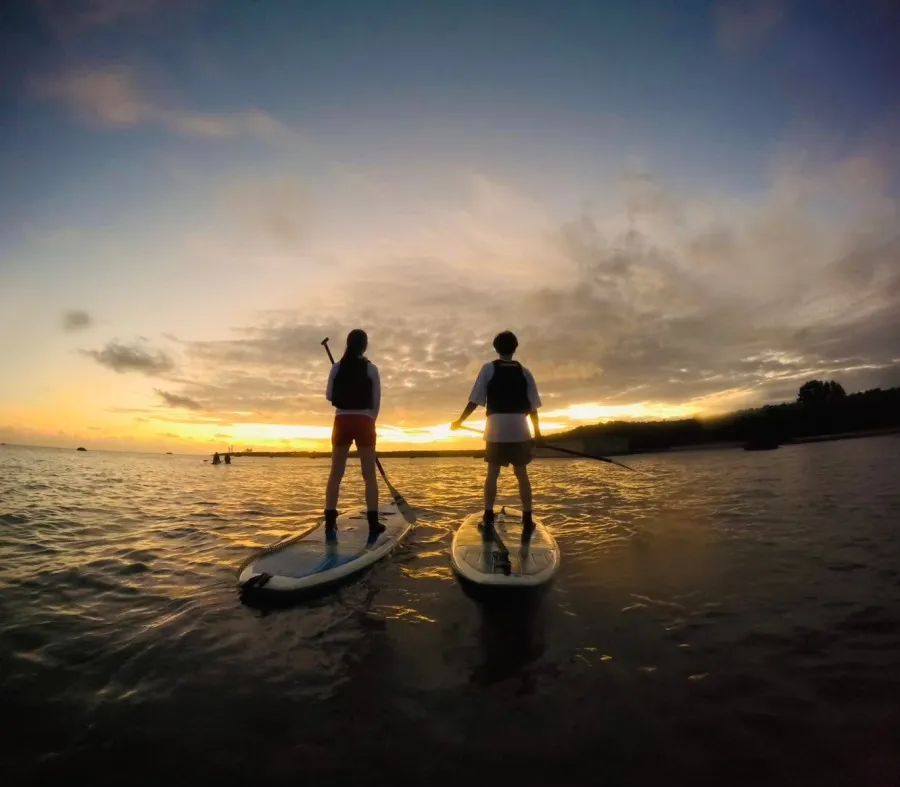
[237,503,410,593]
[450,506,560,588]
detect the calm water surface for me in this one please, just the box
[2,437,899,786]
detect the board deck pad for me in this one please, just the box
[237,504,409,592]
[451,506,560,587]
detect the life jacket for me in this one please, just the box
[331,356,373,410]
[486,360,530,415]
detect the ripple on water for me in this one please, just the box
[1,512,30,524]
[1,442,899,784]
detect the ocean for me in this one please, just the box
[2,436,899,786]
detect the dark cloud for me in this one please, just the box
[82,341,175,375]
[33,0,195,39]
[62,309,93,332]
[154,389,202,410]
[36,0,165,29]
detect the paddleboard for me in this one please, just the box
[237,503,410,593]
[450,506,560,587]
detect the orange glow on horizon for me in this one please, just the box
[2,395,736,453]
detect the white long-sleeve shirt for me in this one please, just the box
[325,359,381,420]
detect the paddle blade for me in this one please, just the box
[389,487,418,525]
[381,474,417,523]
[374,458,417,524]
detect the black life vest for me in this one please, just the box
[331,357,373,410]
[485,360,530,415]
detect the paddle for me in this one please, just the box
[321,338,417,525]
[486,523,512,575]
[455,424,641,473]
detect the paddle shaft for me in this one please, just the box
[456,423,640,473]
[488,524,511,572]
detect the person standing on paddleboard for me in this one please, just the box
[450,330,542,538]
[324,329,385,544]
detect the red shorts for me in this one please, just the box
[332,414,377,448]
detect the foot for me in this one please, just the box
[366,510,386,545]
[521,512,535,543]
[324,509,338,543]
[479,512,495,541]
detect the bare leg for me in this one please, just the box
[484,463,501,512]
[357,445,379,511]
[513,464,532,512]
[357,445,384,543]
[325,444,351,510]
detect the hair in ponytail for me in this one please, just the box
[341,329,368,361]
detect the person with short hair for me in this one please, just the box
[451,330,542,538]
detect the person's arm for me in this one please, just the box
[451,401,478,429]
[325,363,338,403]
[451,364,488,429]
[529,410,541,440]
[525,368,542,439]
[369,364,381,420]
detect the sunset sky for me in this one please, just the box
[1,0,898,453]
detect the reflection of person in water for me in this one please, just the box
[471,601,545,690]
[212,452,221,465]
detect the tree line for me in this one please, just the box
[551,381,900,452]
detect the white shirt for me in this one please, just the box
[326,358,381,420]
[468,360,541,442]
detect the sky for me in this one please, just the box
[1,0,898,453]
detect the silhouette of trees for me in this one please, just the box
[550,381,900,454]
[797,379,846,407]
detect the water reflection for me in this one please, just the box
[1,438,899,784]
[470,595,547,691]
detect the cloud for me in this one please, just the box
[132,155,900,430]
[715,0,787,56]
[34,65,293,141]
[74,0,164,27]
[82,341,175,375]
[154,389,203,410]
[62,309,93,332]
[41,0,163,28]
[217,179,313,252]
[33,0,195,37]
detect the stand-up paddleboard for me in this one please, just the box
[237,503,410,593]
[451,506,560,588]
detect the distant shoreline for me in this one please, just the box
[3,425,898,459]
[228,426,900,460]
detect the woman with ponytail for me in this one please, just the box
[324,329,384,543]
